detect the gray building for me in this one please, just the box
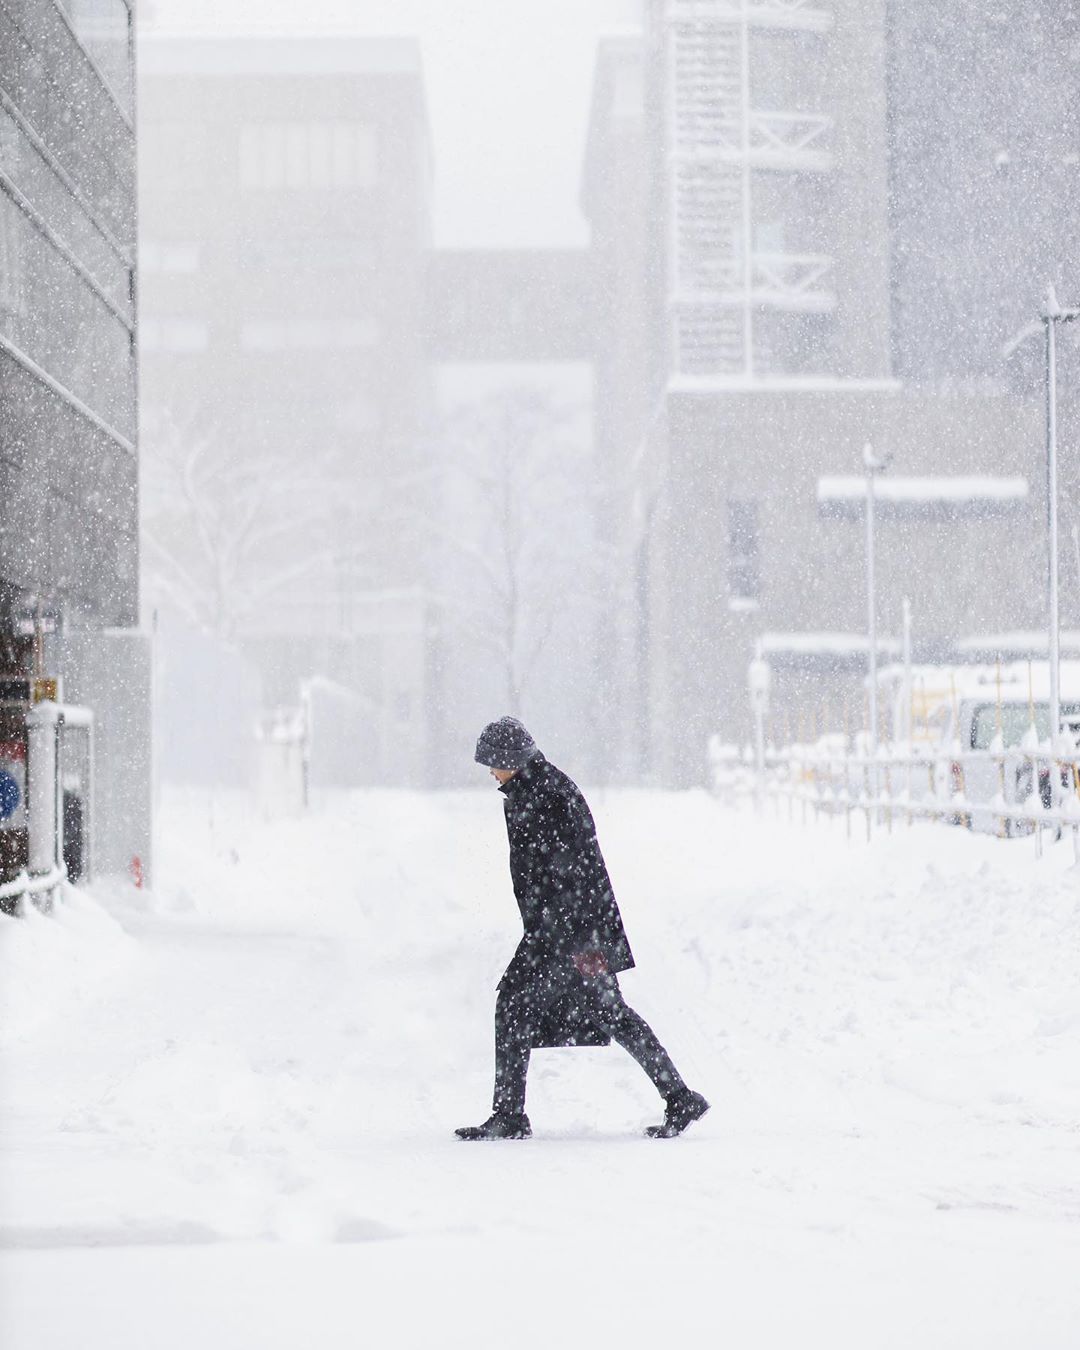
[584,1,1045,784]
[1,0,149,889]
[582,33,653,779]
[139,36,436,786]
[887,0,1080,385]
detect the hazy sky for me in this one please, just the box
[141,0,642,248]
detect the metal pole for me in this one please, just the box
[901,597,913,746]
[748,651,770,813]
[1046,299,1062,799]
[866,450,878,815]
[1072,524,1080,605]
[739,0,754,378]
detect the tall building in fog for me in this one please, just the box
[139,36,435,785]
[0,0,150,885]
[659,0,891,383]
[887,1,1080,386]
[1,0,137,624]
[585,1,1043,783]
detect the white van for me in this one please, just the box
[947,695,1080,832]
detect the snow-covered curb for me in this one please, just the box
[0,886,137,1049]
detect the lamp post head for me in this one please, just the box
[862,442,892,474]
[1042,283,1080,324]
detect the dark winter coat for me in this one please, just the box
[498,753,635,974]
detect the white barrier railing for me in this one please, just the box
[753,739,1080,858]
[0,865,66,912]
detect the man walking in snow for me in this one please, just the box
[456,717,708,1141]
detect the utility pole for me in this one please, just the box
[748,644,771,811]
[901,598,913,745]
[863,443,891,816]
[1042,286,1080,792]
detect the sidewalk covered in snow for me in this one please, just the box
[2,789,1079,1349]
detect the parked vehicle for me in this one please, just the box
[946,693,1080,833]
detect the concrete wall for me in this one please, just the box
[1,1,146,886]
[138,36,436,786]
[0,0,138,626]
[582,36,654,780]
[645,384,1044,782]
[57,629,153,884]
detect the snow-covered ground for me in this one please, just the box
[2,786,1079,1348]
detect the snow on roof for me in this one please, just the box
[817,476,1029,504]
[954,631,1080,657]
[878,660,1080,703]
[762,632,901,656]
[138,35,423,78]
[669,375,900,396]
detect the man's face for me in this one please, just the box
[490,767,516,785]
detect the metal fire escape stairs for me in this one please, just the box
[665,0,836,378]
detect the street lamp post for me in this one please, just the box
[747,646,771,811]
[901,597,913,746]
[1004,286,1080,796]
[863,443,891,817]
[1043,287,1080,787]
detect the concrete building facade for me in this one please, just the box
[1,0,138,624]
[887,0,1080,386]
[1,0,149,891]
[582,33,654,779]
[138,36,436,786]
[584,2,1045,785]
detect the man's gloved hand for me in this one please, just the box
[572,950,609,979]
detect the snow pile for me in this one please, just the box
[3,788,1080,1348]
[817,474,1029,504]
[0,886,135,1048]
[148,786,503,938]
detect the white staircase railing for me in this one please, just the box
[752,252,836,310]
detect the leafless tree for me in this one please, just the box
[141,413,359,640]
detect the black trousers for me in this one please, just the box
[493,945,686,1116]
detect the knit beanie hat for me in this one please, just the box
[474,716,539,770]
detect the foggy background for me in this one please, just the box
[8,4,1080,1331]
[143,0,640,248]
[139,0,641,790]
[136,0,1080,796]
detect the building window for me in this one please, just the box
[141,241,200,274]
[246,238,375,272]
[239,123,377,191]
[151,122,207,191]
[728,499,760,609]
[140,318,209,352]
[239,318,379,351]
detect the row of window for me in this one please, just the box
[145,120,380,194]
[140,238,377,274]
[140,241,199,274]
[139,316,380,353]
[238,122,378,191]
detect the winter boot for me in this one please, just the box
[455,1111,532,1141]
[645,1088,710,1139]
